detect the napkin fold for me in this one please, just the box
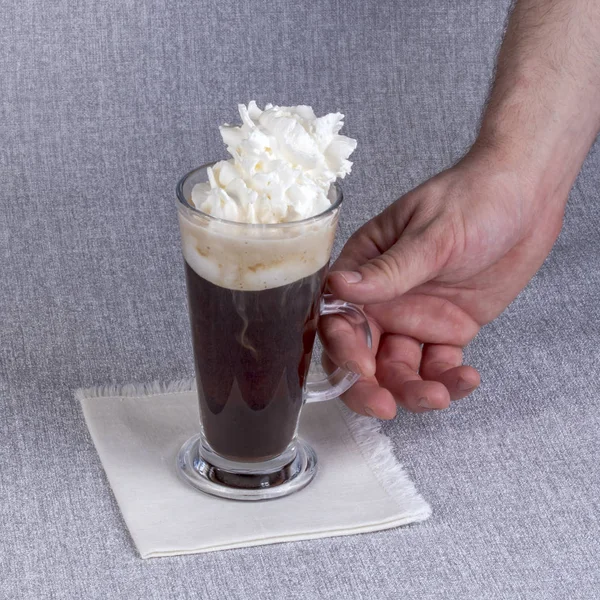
[77,380,431,558]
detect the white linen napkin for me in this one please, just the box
[77,380,431,558]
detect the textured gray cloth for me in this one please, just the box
[1,0,599,598]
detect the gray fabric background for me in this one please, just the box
[1,0,599,598]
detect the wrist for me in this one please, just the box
[471,79,599,211]
[456,143,567,245]
[468,127,575,211]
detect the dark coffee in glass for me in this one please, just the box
[175,164,371,501]
[185,263,327,462]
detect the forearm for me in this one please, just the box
[474,0,600,205]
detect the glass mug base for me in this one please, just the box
[176,435,318,501]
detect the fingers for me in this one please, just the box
[320,324,396,420]
[328,216,453,305]
[340,378,397,420]
[420,344,481,400]
[367,294,480,347]
[318,313,379,378]
[329,227,383,274]
[326,335,480,418]
[327,197,431,304]
[375,334,451,413]
[319,312,396,419]
[329,202,414,274]
[328,234,429,304]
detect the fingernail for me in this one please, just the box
[344,361,363,376]
[339,271,362,284]
[418,397,434,409]
[458,378,475,391]
[364,407,378,418]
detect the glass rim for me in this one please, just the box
[176,161,344,229]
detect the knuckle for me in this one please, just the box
[436,299,479,345]
[421,212,458,270]
[364,253,402,289]
[349,222,384,251]
[320,315,354,342]
[335,228,383,270]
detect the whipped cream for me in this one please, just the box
[191,101,357,224]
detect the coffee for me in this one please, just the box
[185,261,328,461]
[175,104,359,499]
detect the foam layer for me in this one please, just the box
[178,209,338,291]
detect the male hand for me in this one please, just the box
[322,151,566,418]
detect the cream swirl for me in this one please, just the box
[191,101,357,223]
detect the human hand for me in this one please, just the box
[322,151,566,418]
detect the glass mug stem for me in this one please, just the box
[174,164,371,501]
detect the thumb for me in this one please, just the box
[328,233,440,304]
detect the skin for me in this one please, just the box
[322,0,600,419]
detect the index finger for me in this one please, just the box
[318,312,378,378]
[319,321,396,420]
[376,334,451,412]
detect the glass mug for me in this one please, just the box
[175,164,371,500]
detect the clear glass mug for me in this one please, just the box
[175,164,371,500]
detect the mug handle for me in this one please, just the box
[304,294,372,403]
